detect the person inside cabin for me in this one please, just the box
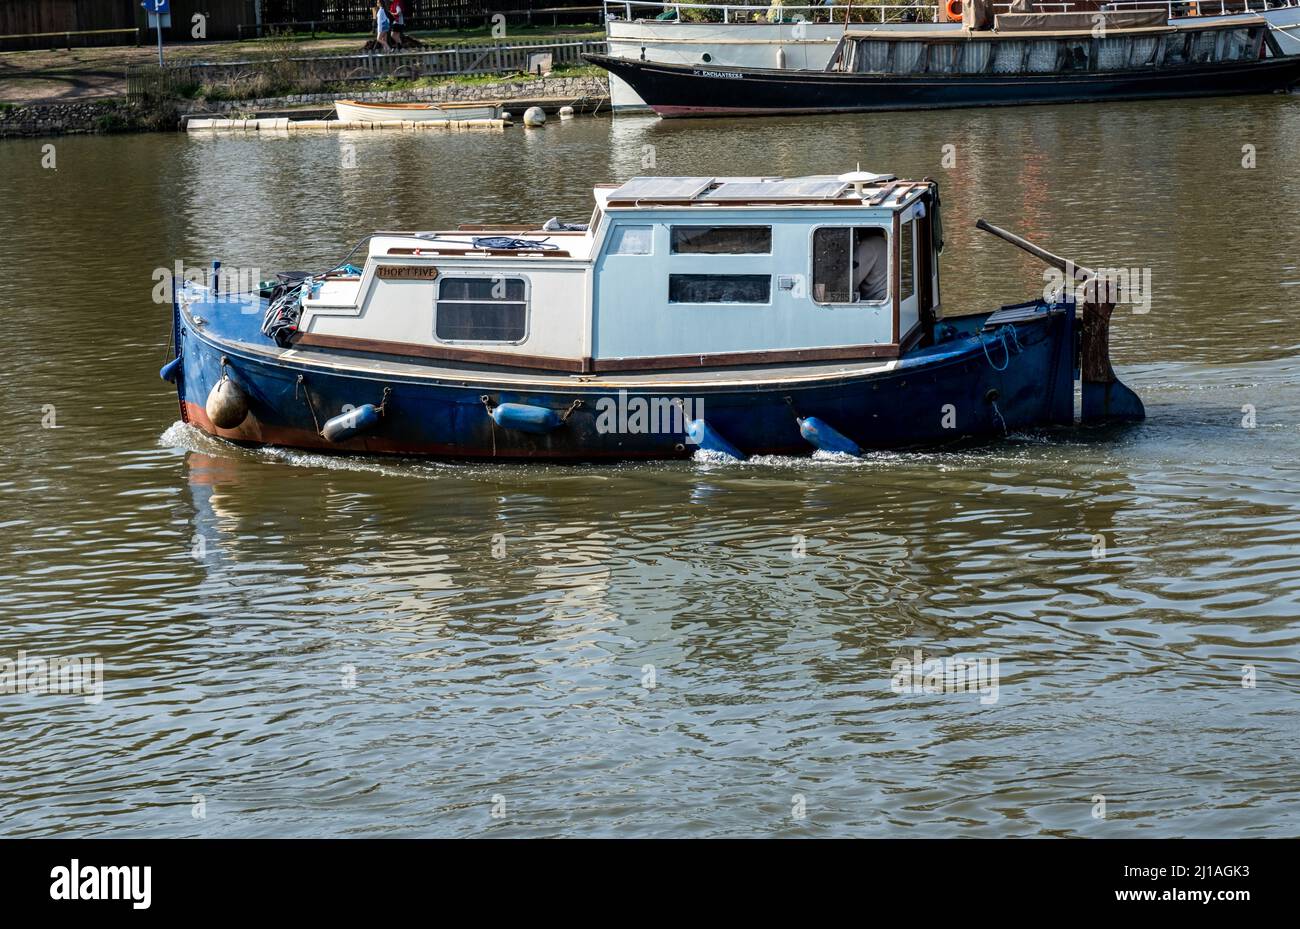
[389,1,406,49]
[852,229,889,303]
[374,0,392,51]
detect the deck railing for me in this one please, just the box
[600,0,1296,22]
[1100,0,1299,15]
[600,1,1078,24]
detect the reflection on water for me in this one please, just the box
[1,95,1299,836]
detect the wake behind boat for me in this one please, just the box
[161,170,1142,462]
[588,10,1300,117]
[334,99,503,122]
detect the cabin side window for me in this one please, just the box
[435,276,528,343]
[811,227,889,305]
[609,224,653,256]
[900,219,915,303]
[668,274,771,304]
[670,226,772,255]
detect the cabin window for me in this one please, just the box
[1026,39,1057,72]
[852,40,891,73]
[670,225,772,255]
[927,43,961,75]
[892,42,925,74]
[435,276,528,342]
[990,40,1026,74]
[609,224,653,255]
[1058,39,1090,72]
[811,227,889,304]
[1097,37,1127,71]
[1164,34,1192,66]
[900,219,915,303]
[1221,29,1254,61]
[668,274,770,304]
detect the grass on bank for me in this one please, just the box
[356,62,605,93]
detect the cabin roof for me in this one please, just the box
[366,228,598,261]
[601,173,926,209]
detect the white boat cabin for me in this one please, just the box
[294,172,943,373]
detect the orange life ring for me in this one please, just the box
[945,0,963,23]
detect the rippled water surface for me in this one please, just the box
[1,96,1299,836]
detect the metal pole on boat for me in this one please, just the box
[974,218,1092,277]
[973,219,1143,423]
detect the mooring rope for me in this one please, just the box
[295,375,323,435]
[980,325,1023,372]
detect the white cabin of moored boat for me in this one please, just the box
[293,172,943,373]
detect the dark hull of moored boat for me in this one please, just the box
[169,288,1115,462]
[584,53,1300,117]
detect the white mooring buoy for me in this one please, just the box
[522,106,547,127]
[558,105,575,120]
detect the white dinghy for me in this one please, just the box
[334,99,503,123]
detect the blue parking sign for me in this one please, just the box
[142,0,170,12]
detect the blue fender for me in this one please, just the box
[491,402,563,434]
[797,416,861,456]
[322,403,382,443]
[160,356,182,383]
[686,419,744,459]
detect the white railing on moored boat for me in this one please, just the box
[1101,0,1299,15]
[603,1,1075,24]
[602,0,1299,23]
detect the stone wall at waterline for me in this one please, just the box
[0,99,178,139]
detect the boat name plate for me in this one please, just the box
[375,265,441,280]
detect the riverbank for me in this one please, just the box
[0,72,609,139]
[0,97,178,137]
[0,25,603,105]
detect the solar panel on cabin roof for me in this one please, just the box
[705,178,849,201]
[607,177,715,200]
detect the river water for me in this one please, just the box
[1,96,1298,837]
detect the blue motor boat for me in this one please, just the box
[164,170,1142,461]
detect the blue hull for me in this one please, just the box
[170,286,1086,461]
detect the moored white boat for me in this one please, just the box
[590,13,1300,117]
[334,99,502,123]
[602,0,1300,110]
